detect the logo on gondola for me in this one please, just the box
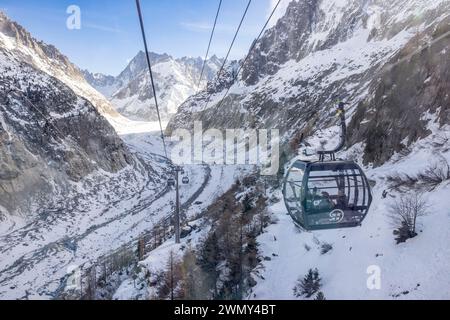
[329,209,344,223]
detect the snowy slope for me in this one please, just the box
[112,163,254,300]
[0,130,167,299]
[252,123,450,300]
[0,47,137,218]
[168,0,450,139]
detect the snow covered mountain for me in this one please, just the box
[168,0,450,152]
[0,50,133,221]
[2,0,450,300]
[84,52,223,121]
[0,12,128,125]
[0,11,147,227]
[81,71,117,98]
[0,11,178,299]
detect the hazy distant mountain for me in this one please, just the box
[83,51,223,121]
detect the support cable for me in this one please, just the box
[203,0,252,110]
[196,0,223,93]
[135,0,168,159]
[214,0,283,111]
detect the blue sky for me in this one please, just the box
[0,0,276,75]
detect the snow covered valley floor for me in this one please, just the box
[1,119,449,300]
[0,122,244,300]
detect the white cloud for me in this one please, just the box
[180,21,212,32]
[180,21,242,34]
[84,22,122,33]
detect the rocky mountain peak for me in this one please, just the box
[84,50,224,121]
[241,0,367,85]
[208,54,221,64]
[0,12,75,75]
[0,37,135,219]
[121,51,170,78]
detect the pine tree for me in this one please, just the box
[315,291,326,300]
[294,268,322,298]
[198,232,221,297]
[199,232,221,272]
[242,194,253,213]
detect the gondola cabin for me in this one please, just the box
[168,178,176,187]
[283,159,372,231]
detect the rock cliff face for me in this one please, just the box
[348,19,450,165]
[168,0,450,166]
[0,11,124,119]
[0,12,136,219]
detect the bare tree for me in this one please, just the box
[153,250,184,300]
[387,158,450,191]
[388,192,430,243]
[168,251,175,301]
[418,158,450,190]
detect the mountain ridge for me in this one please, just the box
[0,11,150,226]
[83,50,224,121]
